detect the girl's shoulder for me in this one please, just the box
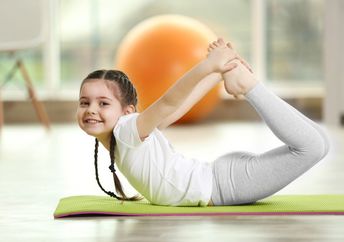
[118,112,139,123]
[114,112,142,147]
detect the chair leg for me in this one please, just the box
[17,59,51,130]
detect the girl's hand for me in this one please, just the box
[206,38,237,73]
[226,42,253,73]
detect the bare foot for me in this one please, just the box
[206,38,238,73]
[222,59,258,97]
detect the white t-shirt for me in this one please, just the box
[113,113,213,206]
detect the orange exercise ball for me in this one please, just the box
[115,15,219,123]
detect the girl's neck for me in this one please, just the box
[97,133,112,151]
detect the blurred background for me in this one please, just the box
[1,0,342,127]
[1,2,344,241]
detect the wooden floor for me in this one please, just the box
[1,121,344,241]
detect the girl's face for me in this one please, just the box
[77,79,125,140]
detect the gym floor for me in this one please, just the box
[0,121,343,241]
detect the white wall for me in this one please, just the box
[324,0,344,126]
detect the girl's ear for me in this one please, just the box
[124,105,135,115]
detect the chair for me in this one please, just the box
[0,0,50,130]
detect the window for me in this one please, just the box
[266,0,324,84]
[0,0,324,98]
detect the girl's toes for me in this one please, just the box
[217,38,225,46]
[226,42,233,49]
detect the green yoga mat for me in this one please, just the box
[54,194,344,218]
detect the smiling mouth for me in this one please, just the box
[84,119,103,124]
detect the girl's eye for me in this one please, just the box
[79,101,89,106]
[99,102,109,106]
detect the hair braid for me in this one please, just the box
[94,136,141,201]
[109,134,142,201]
[94,138,120,200]
[114,71,138,109]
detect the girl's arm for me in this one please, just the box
[157,57,253,130]
[157,72,222,130]
[136,39,236,140]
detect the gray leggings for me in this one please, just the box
[211,83,330,206]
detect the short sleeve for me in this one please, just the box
[113,113,143,148]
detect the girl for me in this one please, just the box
[77,38,329,206]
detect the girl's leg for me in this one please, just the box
[211,82,329,205]
[277,100,330,155]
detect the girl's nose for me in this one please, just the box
[87,109,96,115]
[86,103,97,114]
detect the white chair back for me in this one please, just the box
[0,0,44,51]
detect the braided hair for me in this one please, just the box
[82,69,141,201]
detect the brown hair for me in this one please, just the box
[82,69,141,201]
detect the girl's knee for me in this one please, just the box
[303,132,330,163]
